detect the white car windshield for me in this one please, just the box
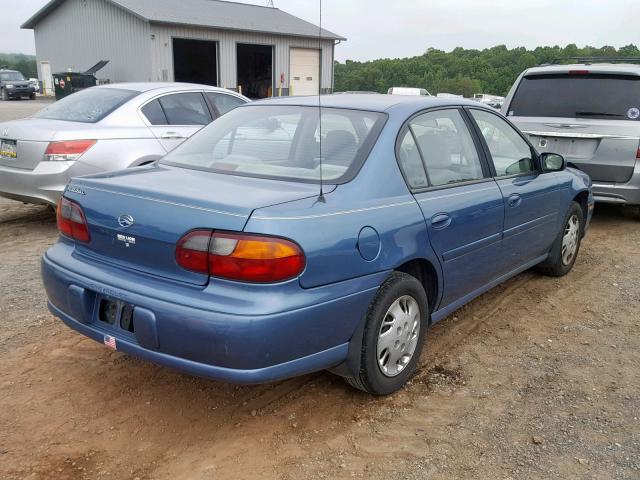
[162,105,386,184]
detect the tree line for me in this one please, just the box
[334,44,640,97]
[0,53,38,78]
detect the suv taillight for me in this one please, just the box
[57,197,90,242]
[45,140,96,161]
[176,230,305,283]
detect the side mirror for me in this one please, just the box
[540,152,566,172]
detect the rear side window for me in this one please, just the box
[409,109,484,187]
[206,93,246,115]
[34,87,137,123]
[158,93,212,126]
[141,99,168,125]
[397,130,429,189]
[508,74,640,120]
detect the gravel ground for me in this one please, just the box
[0,99,639,480]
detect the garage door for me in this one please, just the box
[290,48,320,96]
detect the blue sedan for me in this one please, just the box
[42,95,594,395]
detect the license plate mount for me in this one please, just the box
[0,139,17,159]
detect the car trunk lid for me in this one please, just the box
[65,165,321,286]
[0,118,96,170]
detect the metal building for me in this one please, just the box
[21,0,345,98]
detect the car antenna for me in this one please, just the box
[316,0,326,203]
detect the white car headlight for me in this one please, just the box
[5,84,15,89]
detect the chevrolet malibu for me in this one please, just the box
[42,95,594,395]
[0,82,248,205]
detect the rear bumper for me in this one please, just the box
[41,243,384,384]
[0,160,100,205]
[592,161,640,206]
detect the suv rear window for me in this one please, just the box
[508,74,640,120]
[34,87,138,123]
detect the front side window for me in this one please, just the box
[34,87,138,123]
[409,109,484,187]
[158,93,211,126]
[161,106,386,183]
[206,93,246,115]
[470,109,535,176]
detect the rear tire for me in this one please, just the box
[536,201,584,277]
[344,272,428,395]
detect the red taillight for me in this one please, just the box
[57,197,90,242]
[176,230,305,283]
[45,140,96,161]
[636,147,640,160]
[569,70,590,75]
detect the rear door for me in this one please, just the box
[505,73,640,183]
[397,108,504,308]
[469,108,564,270]
[141,92,213,152]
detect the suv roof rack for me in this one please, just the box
[548,57,640,65]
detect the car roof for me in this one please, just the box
[251,94,489,114]
[524,63,640,77]
[96,82,245,95]
[0,69,20,73]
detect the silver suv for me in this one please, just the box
[502,58,640,216]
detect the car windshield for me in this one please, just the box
[161,105,386,183]
[33,87,138,123]
[0,72,25,81]
[508,74,640,120]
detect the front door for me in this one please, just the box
[397,108,504,308]
[469,108,564,270]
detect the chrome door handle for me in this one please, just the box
[431,213,452,230]
[508,194,522,208]
[161,132,183,139]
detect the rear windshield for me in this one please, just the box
[508,74,640,120]
[161,105,386,184]
[0,72,25,81]
[34,87,138,123]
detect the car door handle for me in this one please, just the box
[507,194,522,208]
[430,213,452,230]
[161,131,183,139]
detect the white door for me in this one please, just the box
[40,62,53,96]
[289,48,320,96]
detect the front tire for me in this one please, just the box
[536,201,584,277]
[30,93,36,100]
[344,272,428,395]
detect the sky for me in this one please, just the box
[2,0,639,62]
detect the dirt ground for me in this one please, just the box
[1,101,639,479]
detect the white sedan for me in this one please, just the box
[0,83,249,205]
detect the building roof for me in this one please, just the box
[21,0,345,40]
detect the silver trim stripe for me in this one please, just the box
[524,130,639,140]
[79,185,247,217]
[252,201,416,221]
[418,186,497,202]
